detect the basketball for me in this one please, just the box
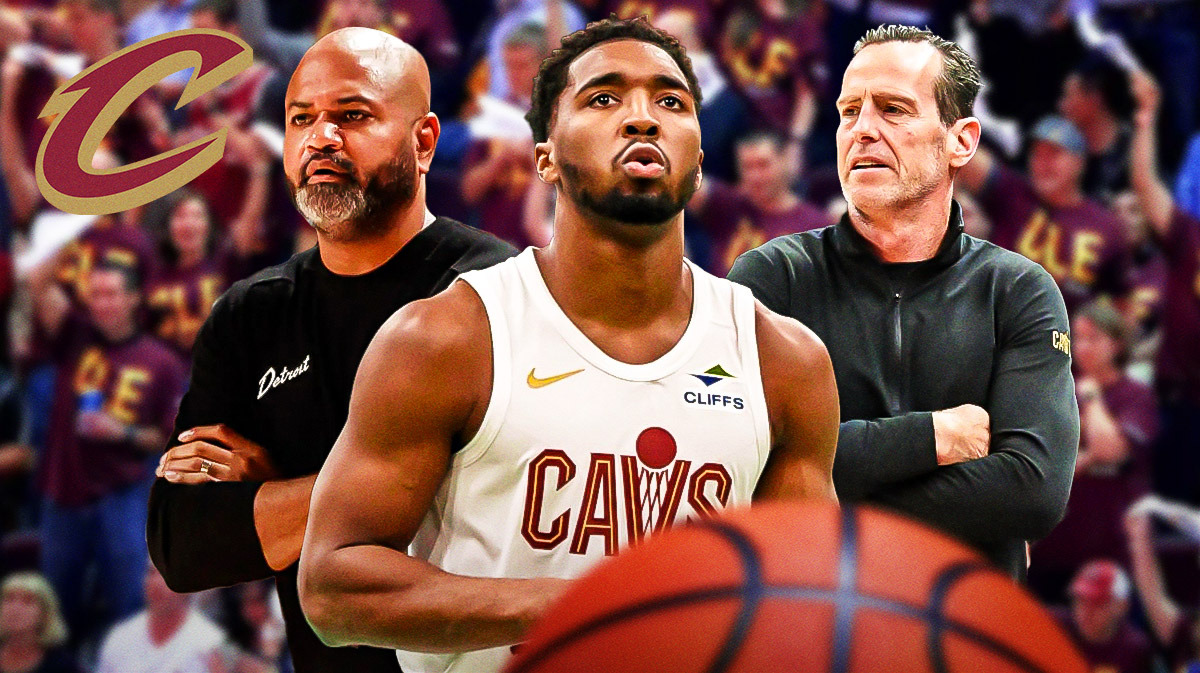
[503,501,1088,673]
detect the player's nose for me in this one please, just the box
[621,95,660,139]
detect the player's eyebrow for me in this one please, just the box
[576,72,691,97]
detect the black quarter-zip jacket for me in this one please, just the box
[728,202,1080,579]
[147,217,517,673]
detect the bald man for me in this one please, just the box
[146,28,517,672]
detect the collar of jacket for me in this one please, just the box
[831,200,967,273]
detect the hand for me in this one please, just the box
[76,410,131,442]
[157,424,279,484]
[932,404,990,466]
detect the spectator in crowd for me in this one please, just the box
[0,367,31,537]
[1055,559,1157,673]
[144,191,241,358]
[1057,56,1135,203]
[1029,298,1158,601]
[28,260,186,642]
[958,115,1132,312]
[1110,188,1165,370]
[719,0,827,169]
[485,0,586,104]
[651,8,749,184]
[95,563,226,673]
[688,129,832,275]
[461,22,544,249]
[1127,68,1200,505]
[1125,497,1200,673]
[0,572,76,673]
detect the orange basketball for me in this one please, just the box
[503,501,1088,673]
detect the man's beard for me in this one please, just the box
[291,149,417,241]
[561,161,699,226]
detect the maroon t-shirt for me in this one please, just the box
[145,257,231,358]
[1127,245,1167,335]
[692,180,832,276]
[386,0,459,69]
[980,165,1132,311]
[606,0,718,45]
[57,219,158,299]
[719,8,826,132]
[1054,609,1156,673]
[1031,377,1158,572]
[462,138,536,250]
[1156,208,1200,404]
[40,314,186,506]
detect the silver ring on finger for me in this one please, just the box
[199,458,214,476]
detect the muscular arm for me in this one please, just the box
[752,302,838,502]
[298,283,568,651]
[871,267,1078,544]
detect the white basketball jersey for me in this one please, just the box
[397,248,771,673]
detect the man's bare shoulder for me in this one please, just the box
[753,300,831,377]
[371,280,491,364]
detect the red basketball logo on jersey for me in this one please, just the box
[521,427,733,556]
[36,29,252,215]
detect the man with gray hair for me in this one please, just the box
[146,28,515,672]
[729,25,1080,579]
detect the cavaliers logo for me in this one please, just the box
[521,427,733,556]
[35,29,252,215]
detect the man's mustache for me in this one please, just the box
[300,152,358,186]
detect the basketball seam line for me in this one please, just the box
[507,579,1054,672]
[699,522,765,673]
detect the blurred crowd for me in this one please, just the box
[0,0,1198,671]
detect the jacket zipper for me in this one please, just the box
[890,291,903,415]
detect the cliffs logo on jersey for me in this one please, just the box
[684,364,744,411]
[521,427,732,556]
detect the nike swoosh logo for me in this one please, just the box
[527,368,585,389]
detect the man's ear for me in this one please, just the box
[415,112,440,174]
[535,141,559,185]
[947,116,981,170]
[695,149,704,191]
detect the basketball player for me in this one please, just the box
[298,17,839,673]
[146,29,516,672]
[728,25,1079,579]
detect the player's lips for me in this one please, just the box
[618,143,667,179]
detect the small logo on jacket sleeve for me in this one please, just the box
[1052,330,1071,357]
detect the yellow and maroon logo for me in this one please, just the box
[35,29,252,215]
